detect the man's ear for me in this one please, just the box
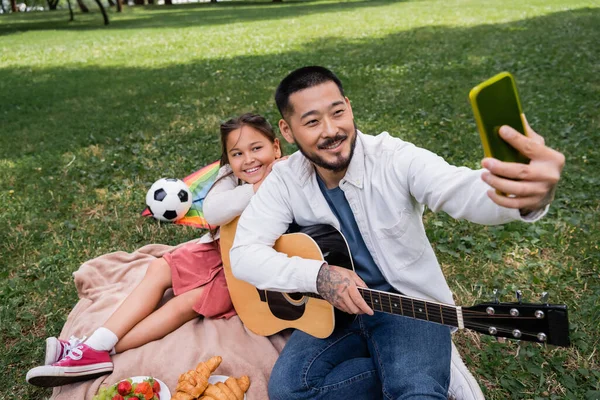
[279,119,295,144]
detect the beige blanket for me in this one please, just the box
[50,241,288,400]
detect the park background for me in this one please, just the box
[1,0,599,398]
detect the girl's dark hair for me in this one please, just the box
[208,113,281,238]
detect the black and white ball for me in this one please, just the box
[146,178,192,222]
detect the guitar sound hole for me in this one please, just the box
[287,293,304,301]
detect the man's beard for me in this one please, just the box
[295,126,358,173]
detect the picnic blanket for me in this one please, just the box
[50,240,289,400]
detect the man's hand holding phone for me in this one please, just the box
[480,115,565,214]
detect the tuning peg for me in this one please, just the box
[492,289,499,304]
[515,290,523,304]
[540,291,549,304]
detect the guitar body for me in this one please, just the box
[220,218,354,338]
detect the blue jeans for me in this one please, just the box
[268,313,451,400]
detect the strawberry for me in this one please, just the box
[111,395,124,400]
[117,380,132,396]
[152,379,160,394]
[134,381,154,400]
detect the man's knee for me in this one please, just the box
[268,364,293,400]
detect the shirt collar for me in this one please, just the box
[342,130,365,189]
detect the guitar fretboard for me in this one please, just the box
[303,288,462,329]
[305,289,460,327]
[356,288,460,328]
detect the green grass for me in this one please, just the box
[1,0,599,398]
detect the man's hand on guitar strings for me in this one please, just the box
[316,264,374,315]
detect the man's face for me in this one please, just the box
[279,81,356,173]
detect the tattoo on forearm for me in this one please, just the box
[316,264,350,305]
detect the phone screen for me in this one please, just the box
[471,73,529,164]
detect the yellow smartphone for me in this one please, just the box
[469,72,529,164]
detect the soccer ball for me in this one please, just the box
[145,178,192,222]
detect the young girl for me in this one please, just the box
[26,113,283,387]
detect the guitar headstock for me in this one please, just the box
[462,300,570,347]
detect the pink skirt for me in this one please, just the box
[163,240,236,319]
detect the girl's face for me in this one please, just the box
[226,125,281,184]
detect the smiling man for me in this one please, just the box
[230,66,565,399]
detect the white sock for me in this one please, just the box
[85,327,119,352]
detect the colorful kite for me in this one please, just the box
[142,160,221,229]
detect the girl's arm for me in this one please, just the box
[203,166,255,226]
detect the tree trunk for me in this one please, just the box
[66,0,75,19]
[76,0,89,12]
[10,0,17,12]
[93,0,109,24]
[133,0,143,5]
[107,0,115,5]
[116,0,122,12]
[164,0,172,5]
[147,0,153,4]
[0,0,6,14]
[47,0,60,10]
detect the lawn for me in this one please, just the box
[1,0,599,398]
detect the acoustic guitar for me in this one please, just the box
[220,218,570,347]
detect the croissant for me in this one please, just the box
[199,376,250,400]
[172,356,223,400]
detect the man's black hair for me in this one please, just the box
[275,66,345,119]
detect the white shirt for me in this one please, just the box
[230,131,546,304]
[199,165,255,243]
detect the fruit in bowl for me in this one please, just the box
[93,376,168,400]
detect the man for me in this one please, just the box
[230,66,565,399]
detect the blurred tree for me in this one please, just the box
[76,0,89,12]
[10,0,17,12]
[47,0,59,10]
[66,0,74,20]
[93,0,108,24]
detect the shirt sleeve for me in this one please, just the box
[395,144,548,224]
[203,166,256,226]
[229,170,324,293]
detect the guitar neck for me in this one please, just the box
[307,288,462,328]
[359,288,462,328]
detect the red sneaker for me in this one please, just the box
[44,336,86,365]
[26,343,113,387]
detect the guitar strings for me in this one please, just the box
[362,302,545,340]
[356,288,545,319]
[309,290,545,338]
[303,293,546,340]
